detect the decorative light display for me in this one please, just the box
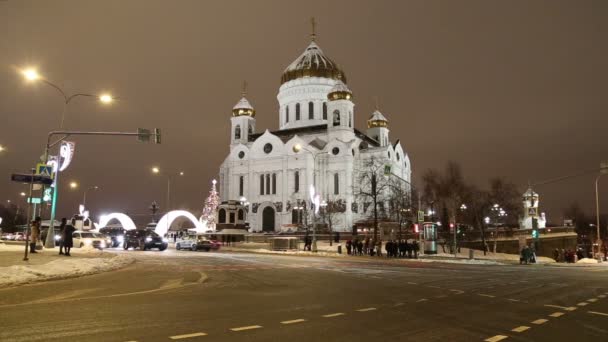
[199,179,220,230]
[309,184,320,214]
[96,213,137,231]
[155,210,207,237]
[58,141,75,172]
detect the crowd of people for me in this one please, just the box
[553,247,590,263]
[345,238,420,258]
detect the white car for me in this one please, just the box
[72,231,109,249]
[175,236,198,251]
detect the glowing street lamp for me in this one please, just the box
[82,185,99,207]
[22,68,40,81]
[99,94,113,103]
[20,192,26,197]
[152,166,160,174]
[0,145,5,152]
[69,181,78,189]
[151,167,185,212]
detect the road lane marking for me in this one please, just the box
[578,302,589,306]
[230,325,262,332]
[531,319,548,325]
[588,298,598,302]
[478,294,496,298]
[281,319,306,325]
[169,332,207,339]
[511,326,530,333]
[450,289,464,294]
[322,313,345,318]
[588,311,608,317]
[549,312,564,318]
[356,307,377,312]
[507,299,520,302]
[599,295,606,298]
[407,282,418,285]
[484,335,508,342]
[428,285,441,289]
[416,299,428,302]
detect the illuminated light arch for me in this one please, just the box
[96,213,137,231]
[155,210,208,237]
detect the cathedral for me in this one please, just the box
[218,27,412,232]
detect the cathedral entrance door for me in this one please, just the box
[262,207,275,232]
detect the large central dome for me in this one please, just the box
[281,41,347,85]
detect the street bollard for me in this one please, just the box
[337,244,342,254]
[469,249,474,260]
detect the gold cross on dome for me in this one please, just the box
[311,17,317,41]
[241,80,248,97]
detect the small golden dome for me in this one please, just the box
[327,80,353,101]
[367,110,388,128]
[232,97,255,117]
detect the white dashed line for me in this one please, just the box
[588,298,598,302]
[230,325,262,332]
[394,302,404,307]
[407,282,418,285]
[549,312,564,318]
[356,307,377,312]
[322,313,345,318]
[531,319,548,325]
[511,326,530,333]
[588,311,608,317]
[449,289,464,294]
[484,335,508,342]
[416,298,428,302]
[428,285,441,289]
[478,294,496,298]
[578,302,589,306]
[169,332,208,339]
[281,319,306,325]
[507,299,520,302]
[598,295,606,298]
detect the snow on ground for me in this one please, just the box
[0,244,134,288]
[577,258,600,264]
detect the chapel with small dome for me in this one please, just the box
[218,23,412,232]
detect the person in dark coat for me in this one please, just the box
[346,240,352,255]
[29,217,41,253]
[59,218,67,255]
[63,224,76,256]
[413,240,420,259]
[357,239,363,255]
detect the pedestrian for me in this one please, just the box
[376,240,382,257]
[357,239,363,256]
[29,217,41,253]
[406,240,413,258]
[59,218,67,255]
[413,240,419,259]
[364,238,370,256]
[346,239,352,255]
[63,223,76,256]
[385,240,392,258]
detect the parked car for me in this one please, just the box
[1,233,15,240]
[123,229,167,251]
[176,235,221,252]
[99,225,126,248]
[72,231,109,249]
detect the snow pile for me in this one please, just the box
[576,258,599,264]
[409,258,503,265]
[0,254,134,288]
[250,248,347,258]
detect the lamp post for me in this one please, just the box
[595,165,608,260]
[293,143,328,253]
[21,68,114,249]
[151,167,184,234]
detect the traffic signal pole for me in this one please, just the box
[43,129,161,248]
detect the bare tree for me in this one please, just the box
[356,157,390,244]
[320,197,345,246]
[388,177,413,240]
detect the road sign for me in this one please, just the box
[11,173,53,185]
[27,197,42,204]
[418,210,424,223]
[154,128,161,144]
[137,128,151,142]
[36,163,54,178]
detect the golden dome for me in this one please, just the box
[367,110,388,128]
[327,79,352,101]
[232,97,255,117]
[281,41,346,85]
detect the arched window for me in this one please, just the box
[272,173,277,194]
[260,174,264,195]
[266,174,271,195]
[238,209,244,221]
[239,176,244,197]
[323,102,327,120]
[308,101,314,119]
[286,106,290,123]
[294,171,300,193]
[296,103,301,120]
[333,110,340,126]
[334,173,339,195]
[348,113,352,128]
[234,125,241,139]
[218,208,226,223]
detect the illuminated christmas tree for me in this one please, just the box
[200,179,220,230]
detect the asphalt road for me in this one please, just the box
[1,249,607,342]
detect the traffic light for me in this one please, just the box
[531,229,539,239]
[154,128,161,144]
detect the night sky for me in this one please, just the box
[1,0,606,224]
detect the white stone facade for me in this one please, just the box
[219,38,412,232]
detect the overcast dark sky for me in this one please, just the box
[0,0,606,224]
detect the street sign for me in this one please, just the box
[11,173,54,185]
[43,188,52,202]
[27,197,42,204]
[36,163,54,178]
[418,210,424,223]
[154,128,161,144]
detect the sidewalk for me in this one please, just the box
[0,243,134,288]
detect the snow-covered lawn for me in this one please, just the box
[0,243,134,288]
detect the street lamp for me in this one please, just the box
[151,167,184,211]
[0,145,5,152]
[292,143,328,252]
[20,192,26,197]
[595,163,608,260]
